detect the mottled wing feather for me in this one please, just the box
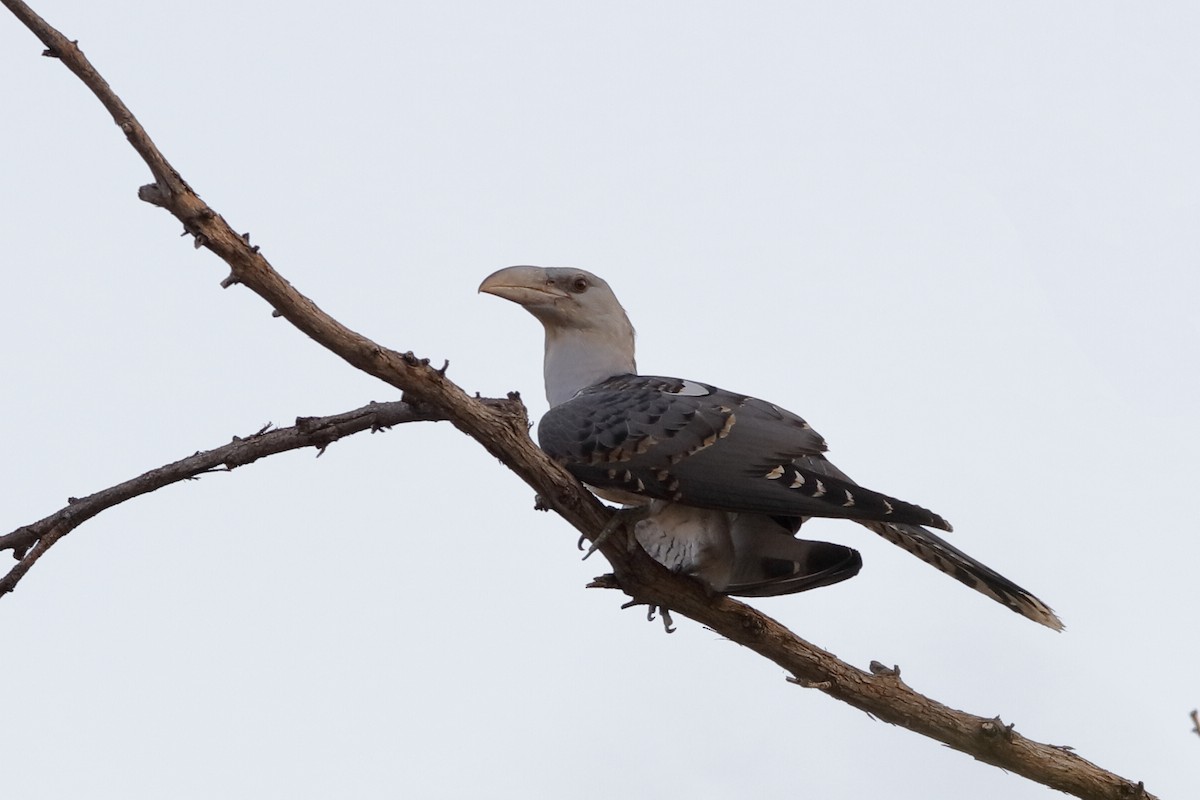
[538,375,951,531]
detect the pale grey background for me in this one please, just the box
[2,2,1197,798]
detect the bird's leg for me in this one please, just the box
[647,605,676,634]
[581,505,650,561]
[621,598,677,634]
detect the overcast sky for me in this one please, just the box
[3,2,1198,798]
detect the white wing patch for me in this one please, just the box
[671,380,711,397]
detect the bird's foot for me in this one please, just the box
[648,604,676,634]
[620,598,676,633]
[581,505,650,561]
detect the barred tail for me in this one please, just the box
[862,521,1063,631]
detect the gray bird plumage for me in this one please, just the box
[480,265,1062,630]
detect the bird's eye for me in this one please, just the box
[570,275,589,293]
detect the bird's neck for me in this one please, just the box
[543,327,636,407]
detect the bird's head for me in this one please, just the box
[480,265,637,405]
[479,266,629,332]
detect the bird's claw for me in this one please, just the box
[581,505,649,561]
[619,599,676,633]
[646,605,676,633]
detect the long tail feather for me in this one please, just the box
[862,521,1063,630]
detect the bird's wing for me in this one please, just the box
[724,513,863,597]
[538,374,951,531]
[766,450,1063,629]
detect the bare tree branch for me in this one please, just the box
[1,2,1158,798]
[0,398,486,594]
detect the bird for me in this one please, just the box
[480,265,1062,630]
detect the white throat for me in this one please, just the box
[543,327,636,407]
